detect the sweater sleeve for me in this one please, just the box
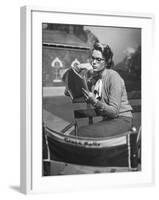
[95,72,123,118]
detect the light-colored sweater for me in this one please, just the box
[93,69,133,119]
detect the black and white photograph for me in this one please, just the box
[0,0,157,197]
[42,23,141,176]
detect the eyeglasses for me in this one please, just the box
[91,56,104,62]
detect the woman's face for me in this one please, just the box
[91,50,105,73]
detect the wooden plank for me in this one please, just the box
[44,160,140,176]
[74,109,97,118]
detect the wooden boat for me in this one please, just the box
[44,125,138,170]
[43,68,141,171]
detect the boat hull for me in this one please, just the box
[45,127,138,169]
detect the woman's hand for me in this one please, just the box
[72,63,93,73]
[79,63,93,71]
[82,88,98,105]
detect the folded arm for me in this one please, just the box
[94,73,123,118]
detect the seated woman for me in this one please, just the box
[64,42,133,138]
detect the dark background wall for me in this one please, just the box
[42,23,141,90]
[42,47,90,87]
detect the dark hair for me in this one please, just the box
[93,42,114,69]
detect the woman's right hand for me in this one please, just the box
[72,63,93,73]
[78,63,93,71]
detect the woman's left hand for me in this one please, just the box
[82,88,97,105]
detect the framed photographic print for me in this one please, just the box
[20,6,154,194]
